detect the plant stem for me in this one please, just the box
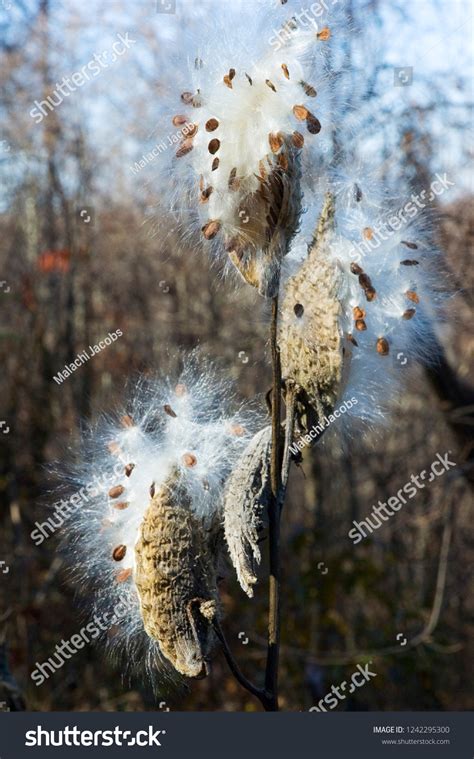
[264,295,282,711]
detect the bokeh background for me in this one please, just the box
[0,0,473,712]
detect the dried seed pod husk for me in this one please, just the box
[279,193,348,432]
[176,139,194,158]
[224,135,302,298]
[223,427,272,597]
[134,473,219,679]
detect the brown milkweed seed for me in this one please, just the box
[113,501,130,511]
[365,287,377,302]
[116,568,132,583]
[266,79,277,92]
[358,273,372,289]
[164,404,177,418]
[223,74,233,89]
[355,319,367,331]
[292,131,305,148]
[354,183,363,202]
[230,424,246,436]
[376,337,390,355]
[202,220,221,240]
[278,152,289,171]
[317,27,331,40]
[269,132,284,153]
[175,383,187,396]
[347,334,359,347]
[228,169,239,191]
[350,262,363,275]
[202,479,210,491]
[281,63,290,79]
[205,118,219,132]
[109,485,125,499]
[228,68,236,81]
[403,308,416,320]
[353,306,366,319]
[306,113,321,134]
[294,303,304,318]
[293,104,309,120]
[107,441,121,456]
[172,114,188,127]
[112,544,127,562]
[176,139,193,158]
[212,157,219,171]
[400,259,419,266]
[245,73,253,85]
[406,290,420,303]
[124,463,135,477]
[183,452,197,467]
[121,415,134,428]
[149,483,155,498]
[181,91,194,104]
[401,240,418,249]
[184,123,198,138]
[200,186,214,202]
[208,138,220,154]
[301,81,317,97]
[363,227,374,240]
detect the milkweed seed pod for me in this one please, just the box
[279,170,442,430]
[279,192,348,432]
[224,426,272,597]
[61,355,261,685]
[166,4,333,296]
[134,471,218,678]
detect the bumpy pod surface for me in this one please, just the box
[279,193,348,430]
[223,426,272,597]
[134,473,218,678]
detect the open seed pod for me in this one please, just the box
[223,426,272,597]
[224,138,302,297]
[279,193,351,433]
[134,469,219,679]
